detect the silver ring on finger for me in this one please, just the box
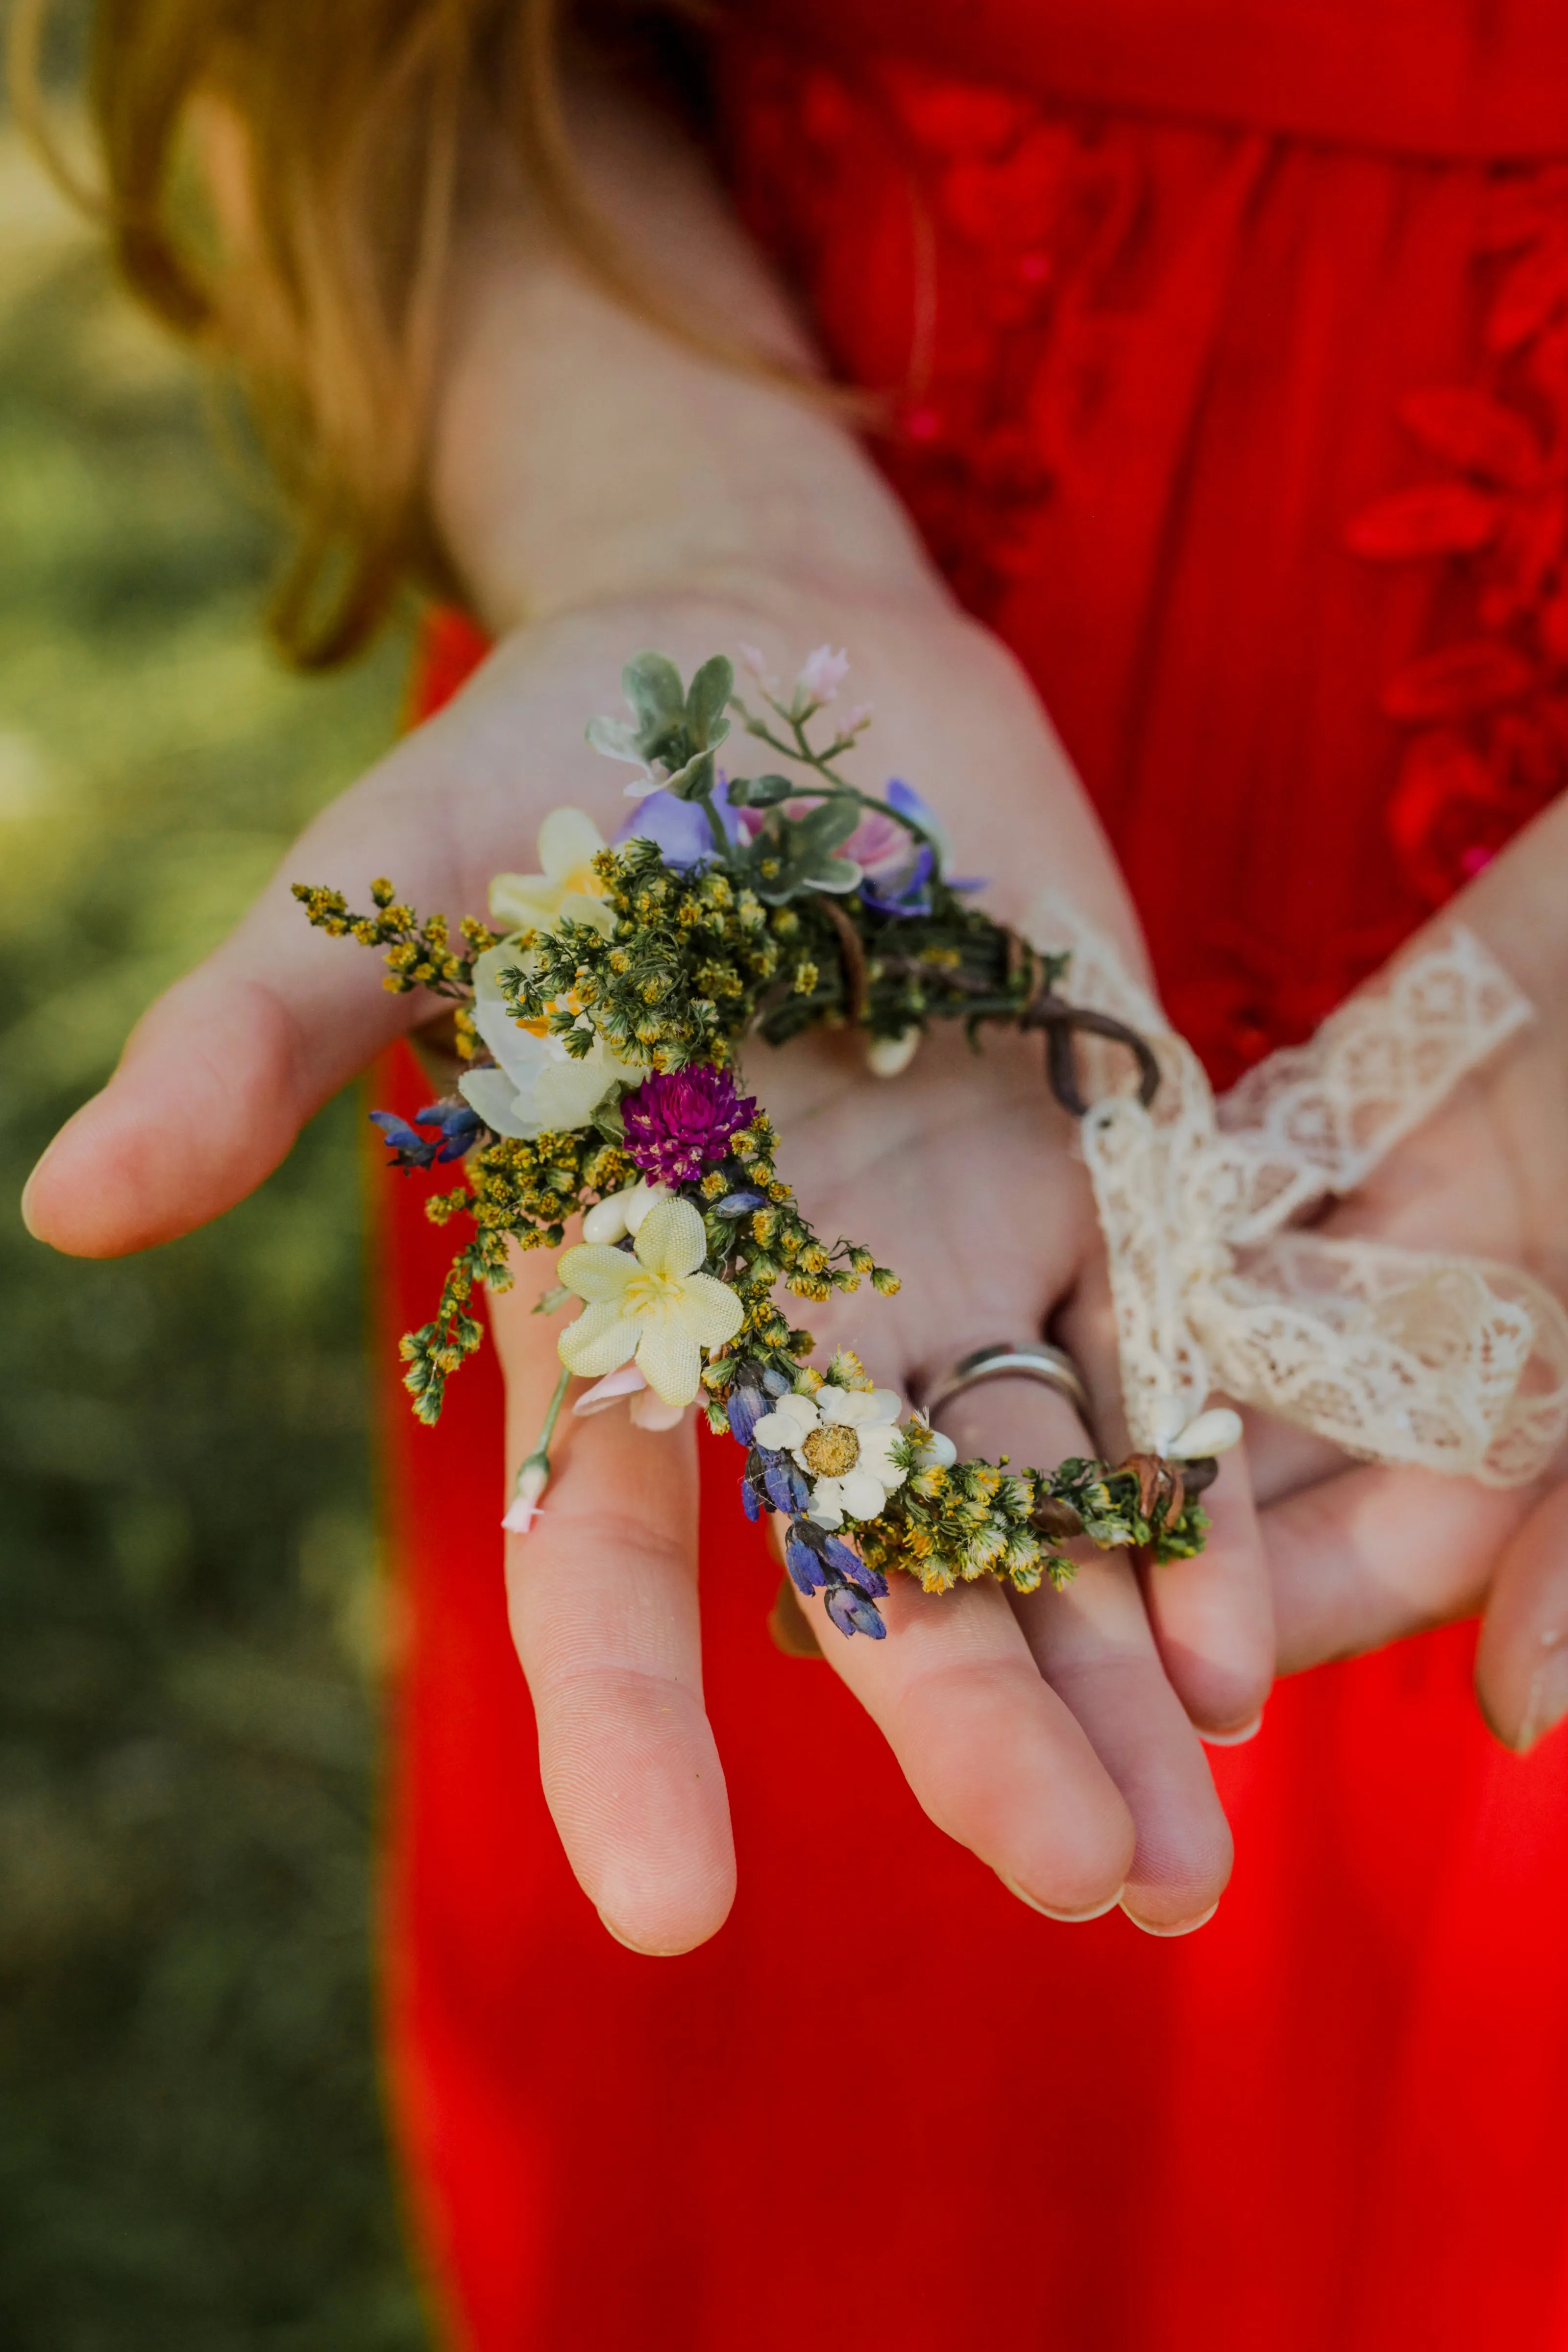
[920,1341,1091,1428]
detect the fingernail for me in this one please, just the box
[1202,1711,1264,1747]
[998,1872,1126,1923]
[1122,1898,1220,1938]
[1515,1629,1568,1753]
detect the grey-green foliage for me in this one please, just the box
[0,137,427,2350]
[586,647,732,799]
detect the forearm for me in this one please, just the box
[425,80,1140,947]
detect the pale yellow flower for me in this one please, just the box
[462,808,642,1138]
[489,807,613,939]
[557,1197,743,1408]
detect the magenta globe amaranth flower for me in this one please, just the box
[621,1066,758,1183]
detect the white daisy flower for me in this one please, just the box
[751,1383,909,1529]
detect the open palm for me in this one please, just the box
[24,595,1267,1953]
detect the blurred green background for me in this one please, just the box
[0,116,430,2350]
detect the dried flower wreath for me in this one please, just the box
[297,647,1232,1640]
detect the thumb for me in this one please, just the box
[17,701,493,1259]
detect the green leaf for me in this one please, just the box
[621,651,687,759]
[790,796,859,854]
[729,772,792,807]
[685,655,735,748]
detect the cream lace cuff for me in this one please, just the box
[1028,899,1568,1484]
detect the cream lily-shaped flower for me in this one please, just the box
[556,1196,744,1409]
[458,941,647,1140]
[752,1384,910,1528]
[488,807,614,938]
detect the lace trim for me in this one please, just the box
[1029,895,1568,1484]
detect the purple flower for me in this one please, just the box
[621,1066,757,1183]
[740,1443,811,1522]
[612,785,749,874]
[369,1101,484,1172]
[829,1542,887,1598]
[727,1366,772,1447]
[860,839,937,918]
[780,1520,888,1628]
[712,1188,768,1220]
[846,779,985,915]
[784,1521,830,1594]
[369,1112,438,1171]
[762,1451,811,1518]
[825,1580,887,1639]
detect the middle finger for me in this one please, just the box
[934,1372,1235,1935]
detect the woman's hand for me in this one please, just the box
[1255,794,1568,1748]
[21,80,1270,1952]
[491,1007,1263,1955]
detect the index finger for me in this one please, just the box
[491,1258,735,1955]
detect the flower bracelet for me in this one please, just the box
[297,646,1233,1640]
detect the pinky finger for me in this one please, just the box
[1141,1434,1274,1741]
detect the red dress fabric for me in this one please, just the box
[380,7,1568,2345]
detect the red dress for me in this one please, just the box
[381,5,1568,2343]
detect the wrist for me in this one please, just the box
[1453,792,1568,1016]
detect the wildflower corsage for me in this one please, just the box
[297,646,1228,1640]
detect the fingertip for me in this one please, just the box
[21,973,308,1256]
[997,1871,1125,1923]
[1157,1643,1274,1742]
[20,1104,107,1255]
[1122,1896,1222,1938]
[584,1828,737,1957]
[1200,1709,1264,1747]
[535,1669,736,1955]
[1119,1807,1233,1932]
[1142,1440,1275,1738]
[596,1862,736,1957]
[19,1135,58,1243]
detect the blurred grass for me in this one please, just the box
[0,128,429,2348]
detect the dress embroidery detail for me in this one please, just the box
[726,49,1145,620]
[1348,169,1568,906]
